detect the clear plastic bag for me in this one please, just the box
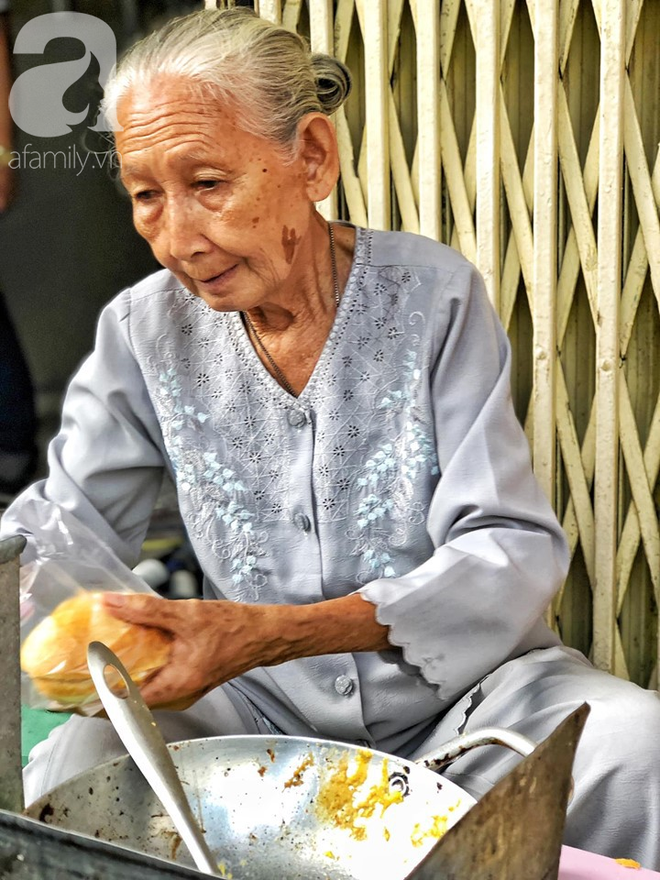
[18,498,171,714]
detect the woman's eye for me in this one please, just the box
[133,190,156,202]
[196,179,223,190]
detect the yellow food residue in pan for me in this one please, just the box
[410,814,449,847]
[315,749,404,841]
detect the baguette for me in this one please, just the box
[21,592,171,706]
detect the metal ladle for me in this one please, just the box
[86,641,219,876]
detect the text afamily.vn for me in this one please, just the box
[7,144,116,175]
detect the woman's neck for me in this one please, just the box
[241,220,356,396]
[243,217,355,334]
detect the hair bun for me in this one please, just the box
[311,54,352,114]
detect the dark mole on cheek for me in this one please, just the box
[262,168,268,173]
[282,226,300,264]
[252,217,260,226]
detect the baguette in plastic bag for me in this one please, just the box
[17,498,171,714]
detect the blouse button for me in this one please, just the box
[287,408,307,428]
[293,513,311,532]
[334,675,354,696]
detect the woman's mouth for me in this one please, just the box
[195,264,239,294]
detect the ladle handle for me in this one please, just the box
[87,641,218,876]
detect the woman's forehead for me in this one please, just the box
[117,78,241,132]
[114,95,295,185]
[116,85,269,160]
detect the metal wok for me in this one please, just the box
[24,727,534,880]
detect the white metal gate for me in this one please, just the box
[208,0,660,688]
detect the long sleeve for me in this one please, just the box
[0,291,166,566]
[358,262,568,701]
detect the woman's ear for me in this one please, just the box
[295,112,340,202]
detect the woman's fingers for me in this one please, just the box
[98,593,284,708]
[136,627,219,707]
[99,594,207,704]
[138,665,211,708]
[149,692,207,712]
[102,592,192,630]
[99,594,258,707]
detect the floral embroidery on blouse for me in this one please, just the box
[349,350,439,582]
[155,368,209,489]
[152,363,268,601]
[210,464,267,600]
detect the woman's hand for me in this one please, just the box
[101,591,389,710]
[101,594,283,710]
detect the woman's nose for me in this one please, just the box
[163,199,211,262]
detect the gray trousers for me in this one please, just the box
[24,646,660,869]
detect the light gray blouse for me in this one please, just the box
[2,227,567,754]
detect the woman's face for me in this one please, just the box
[115,78,323,311]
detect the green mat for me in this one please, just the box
[21,705,71,767]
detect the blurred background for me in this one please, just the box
[0,1,215,605]
[0,1,204,471]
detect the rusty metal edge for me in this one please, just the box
[0,534,26,565]
[0,535,26,814]
[404,703,590,880]
[0,809,211,880]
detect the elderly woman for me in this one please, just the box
[2,7,659,868]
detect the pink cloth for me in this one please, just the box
[560,846,660,879]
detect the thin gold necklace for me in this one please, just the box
[242,223,341,397]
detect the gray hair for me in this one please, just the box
[101,8,352,150]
